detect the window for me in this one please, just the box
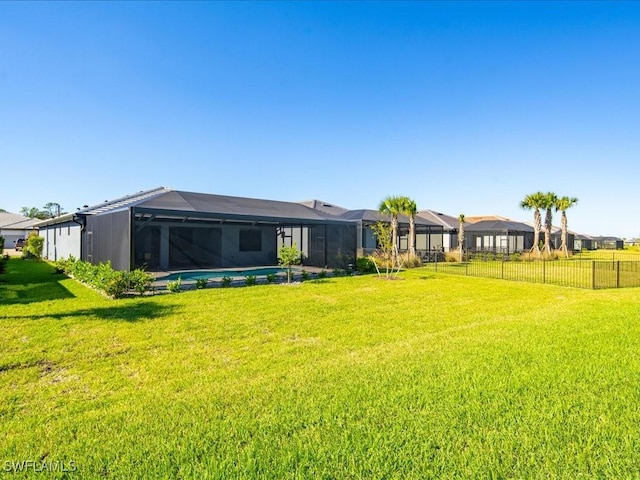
[239,229,262,252]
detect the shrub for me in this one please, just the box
[266,273,277,284]
[0,235,4,255]
[220,276,232,287]
[166,278,182,293]
[400,252,422,268]
[129,269,154,295]
[195,278,208,289]
[509,252,522,262]
[444,252,459,263]
[318,270,327,279]
[332,268,343,277]
[24,232,44,259]
[355,257,376,273]
[301,270,310,281]
[103,271,129,298]
[244,275,257,286]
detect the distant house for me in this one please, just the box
[574,233,595,251]
[464,219,535,254]
[36,188,358,271]
[0,212,38,249]
[416,210,460,252]
[591,236,625,250]
[329,209,443,258]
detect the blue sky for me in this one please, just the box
[1,1,639,238]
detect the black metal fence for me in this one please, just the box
[422,256,640,289]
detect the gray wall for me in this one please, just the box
[39,222,82,261]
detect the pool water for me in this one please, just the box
[157,267,296,282]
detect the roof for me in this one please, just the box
[0,212,39,230]
[417,210,459,230]
[300,200,348,216]
[35,187,170,227]
[465,219,534,233]
[36,187,355,227]
[338,209,440,227]
[465,215,511,224]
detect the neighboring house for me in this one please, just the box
[523,222,576,251]
[591,236,625,250]
[335,209,444,258]
[464,219,535,254]
[0,212,38,249]
[36,188,358,271]
[416,210,460,252]
[574,234,594,251]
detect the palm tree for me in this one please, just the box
[458,214,465,262]
[541,192,558,254]
[555,196,578,257]
[378,196,406,257]
[403,197,418,258]
[520,191,546,256]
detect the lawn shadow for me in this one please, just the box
[0,273,76,305]
[2,301,178,322]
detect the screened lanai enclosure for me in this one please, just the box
[464,220,535,254]
[337,209,444,259]
[49,188,357,272]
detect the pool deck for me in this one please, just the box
[151,265,327,287]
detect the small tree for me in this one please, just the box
[278,243,302,283]
[370,221,403,279]
[25,231,44,259]
[0,235,4,255]
[457,214,465,262]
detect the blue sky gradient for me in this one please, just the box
[1,2,639,237]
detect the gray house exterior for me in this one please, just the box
[36,188,358,271]
[417,210,459,252]
[464,220,535,254]
[336,209,444,258]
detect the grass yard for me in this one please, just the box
[2,259,640,478]
[423,258,640,289]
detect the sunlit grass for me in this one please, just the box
[1,259,640,478]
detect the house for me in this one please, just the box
[591,236,625,250]
[0,212,38,250]
[36,188,358,271]
[335,209,443,258]
[416,210,460,252]
[463,219,535,254]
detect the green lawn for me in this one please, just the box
[2,259,640,478]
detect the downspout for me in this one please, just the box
[72,214,87,261]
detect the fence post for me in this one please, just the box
[592,261,596,290]
[465,261,468,276]
[543,259,546,284]
[616,260,620,288]
[501,257,505,279]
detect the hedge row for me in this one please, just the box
[56,256,154,299]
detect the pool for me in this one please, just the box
[156,267,297,282]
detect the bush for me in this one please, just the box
[166,278,182,293]
[301,270,310,281]
[444,252,459,262]
[266,273,277,284]
[399,252,422,268]
[24,232,44,259]
[332,268,343,277]
[318,270,327,279]
[0,235,4,255]
[195,278,208,289]
[129,269,154,295]
[55,256,153,298]
[355,257,376,273]
[509,252,522,262]
[220,276,232,287]
[244,275,257,286]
